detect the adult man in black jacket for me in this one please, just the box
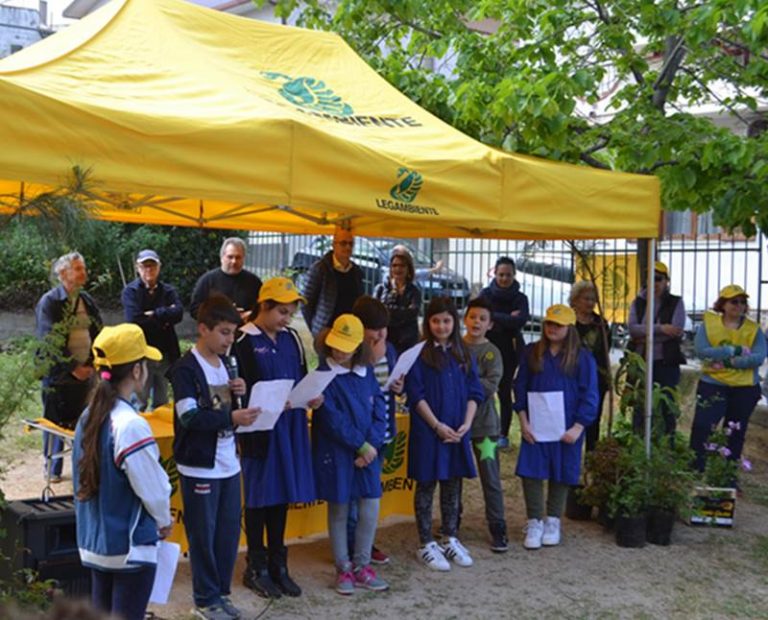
[190,237,262,320]
[301,226,364,337]
[122,249,183,410]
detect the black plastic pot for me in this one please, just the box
[646,508,675,546]
[615,514,647,548]
[565,486,593,521]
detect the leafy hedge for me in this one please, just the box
[0,219,244,311]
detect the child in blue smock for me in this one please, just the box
[515,304,598,550]
[234,277,319,600]
[312,314,389,595]
[406,296,484,572]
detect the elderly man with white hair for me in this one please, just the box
[189,237,262,320]
[35,251,103,482]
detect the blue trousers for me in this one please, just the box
[91,565,156,620]
[42,432,63,478]
[180,473,242,608]
[690,381,760,472]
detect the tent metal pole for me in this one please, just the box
[644,237,656,457]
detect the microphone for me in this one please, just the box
[224,355,243,409]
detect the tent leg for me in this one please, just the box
[644,238,656,457]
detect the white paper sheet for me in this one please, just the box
[527,391,566,442]
[235,379,294,433]
[149,541,180,605]
[287,370,338,409]
[384,341,426,389]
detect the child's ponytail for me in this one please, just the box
[76,363,134,501]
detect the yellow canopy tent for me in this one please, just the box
[0,0,659,239]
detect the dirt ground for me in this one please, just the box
[3,415,768,620]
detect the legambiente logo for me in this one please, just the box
[376,167,439,216]
[261,72,354,116]
[260,71,424,129]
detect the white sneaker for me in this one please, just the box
[418,541,450,571]
[542,516,561,546]
[524,519,544,550]
[440,536,473,567]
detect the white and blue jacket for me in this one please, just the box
[73,399,172,571]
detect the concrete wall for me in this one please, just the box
[0,6,41,58]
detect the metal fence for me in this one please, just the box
[246,227,767,340]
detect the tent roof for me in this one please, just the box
[0,0,660,239]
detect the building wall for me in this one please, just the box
[0,6,41,58]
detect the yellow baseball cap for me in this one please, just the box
[325,314,364,353]
[654,261,669,277]
[92,324,162,368]
[258,277,306,304]
[719,284,749,300]
[544,304,576,326]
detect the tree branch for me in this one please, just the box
[678,66,751,125]
[652,35,687,112]
[592,0,645,86]
[580,153,611,169]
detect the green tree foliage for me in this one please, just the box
[264,0,768,234]
[0,219,236,310]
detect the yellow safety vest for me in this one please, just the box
[702,310,758,386]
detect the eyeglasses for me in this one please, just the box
[727,298,748,306]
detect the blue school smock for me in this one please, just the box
[514,345,599,485]
[235,324,315,507]
[405,347,484,482]
[312,361,387,504]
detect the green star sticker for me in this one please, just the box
[476,436,497,461]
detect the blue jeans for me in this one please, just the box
[91,565,156,620]
[690,382,760,472]
[329,498,379,568]
[42,432,63,478]
[180,473,242,608]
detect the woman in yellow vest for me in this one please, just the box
[690,285,766,474]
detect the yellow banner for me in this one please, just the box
[144,408,413,553]
[576,253,639,324]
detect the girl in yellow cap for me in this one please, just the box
[312,314,390,595]
[233,277,317,599]
[72,324,172,620]
[514,304,598,550]
[690,285,765,478]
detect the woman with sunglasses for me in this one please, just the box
[689,285,765,478]
[627,261,686,435]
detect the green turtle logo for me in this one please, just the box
[261,72,353,116]
[390,168,423,203]
[381,431,407,475]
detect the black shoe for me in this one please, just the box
[490,533,509,553]
[269,546,301,597]
[490,523,509,553]
[243,553,282,599]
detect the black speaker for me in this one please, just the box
[0,496,90,596]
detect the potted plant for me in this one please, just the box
[606,436,651,548]
[645,434,696,545]
[579,436,623,529]
[690,422,750,527]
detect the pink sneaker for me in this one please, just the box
[371,546,390,565]
[335,564,355,595]
[353,565,389,592]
